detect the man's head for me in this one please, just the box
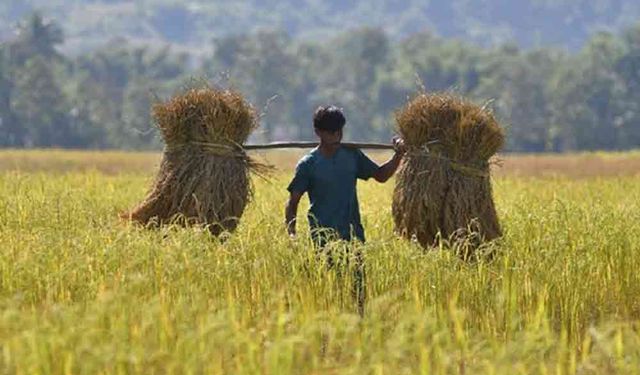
[313,105,345,145]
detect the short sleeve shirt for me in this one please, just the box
[287,146,379,242]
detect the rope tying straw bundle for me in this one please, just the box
[165,141,247,158]
[405,147,490,178]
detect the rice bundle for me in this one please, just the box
[123,86,262,235]
[392,93,504,254]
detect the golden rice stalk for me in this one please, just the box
[122,85,263,235]
[392,93,504,256]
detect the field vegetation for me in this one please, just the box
[0,150,639,374]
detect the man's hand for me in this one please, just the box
[285,191,303,239]
[373,137,406,183]
[286,218,297,238]
[392,136,406,156]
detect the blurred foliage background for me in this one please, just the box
[1,1,640,151]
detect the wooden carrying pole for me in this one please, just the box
[243,142,394,150]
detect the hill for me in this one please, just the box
[1,0,639,54]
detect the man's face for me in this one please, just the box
[316,128,343,145]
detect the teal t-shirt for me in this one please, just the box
[287,146,379,242]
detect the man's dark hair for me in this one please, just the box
[313,105,345,132]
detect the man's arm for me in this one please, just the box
[373,152,403,183]
[285,191,304,237]
[373,137,406,183]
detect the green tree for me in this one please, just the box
[550,33,626,150]
[8,12,64,66]
[0,47,23,146]
[209,30,298,142]
[64,71,109,149]
[474,45,561,151]
[286,43,322,140]
[613,24,640,148]
[12,57,72,147]
[73,41,186,148]
[397,32,482,93]
[314,28,391,140]
[122,77,160,149]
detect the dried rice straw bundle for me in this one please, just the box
[123,86,265,235]
[392,93,504,255]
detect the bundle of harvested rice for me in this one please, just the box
[123,86,265,235]
[392,93,504,254]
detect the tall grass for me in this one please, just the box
[0,154,639,374]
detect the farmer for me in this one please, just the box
[284,105,405,314]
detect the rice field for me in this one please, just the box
[1,150,640,374]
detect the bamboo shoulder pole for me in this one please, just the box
[243,142,394,150]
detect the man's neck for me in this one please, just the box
[318,141,340,157]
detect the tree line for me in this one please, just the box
[1,13,639,152]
